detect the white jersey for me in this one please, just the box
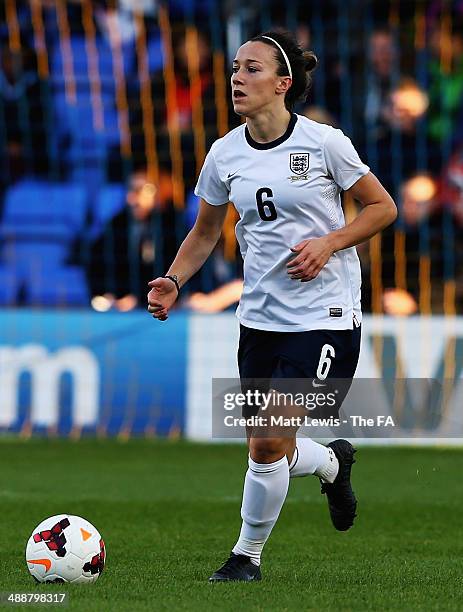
[194,114,369,332]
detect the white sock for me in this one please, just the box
[289,438,339,483]
[232,455,289,566]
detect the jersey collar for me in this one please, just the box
[245,113,298,150]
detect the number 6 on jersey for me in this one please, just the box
[256,187,277,221]
[316,344,335,380]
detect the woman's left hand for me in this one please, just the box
[286,236,334,282]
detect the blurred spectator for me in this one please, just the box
[0,45,51,184]
[427,10,463,147]
[381,174,444,312]
[401,174,438,226]
[351,28,399,188]
[383,78,429,134]
[354,27,431,194]
[382,287,418,316]
[438,145,463,309]
[371,77,429,195]
[440,145,463,225]
[88,167,178,311]
[363,28,399,140]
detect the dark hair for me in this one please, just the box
[250,30,317,111]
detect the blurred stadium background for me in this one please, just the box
[1,0,463,440]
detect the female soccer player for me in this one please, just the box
[148,30,397,582]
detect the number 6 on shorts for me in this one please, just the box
[316,344,335,380]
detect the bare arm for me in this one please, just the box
[328,171,397,251]
[287,171,397,282]
[147,199,229,320]
[166,199,229,289]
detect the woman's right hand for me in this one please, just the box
[147,277,179,321]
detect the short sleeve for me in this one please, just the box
[323,128,370,191]
[194,147,229,205]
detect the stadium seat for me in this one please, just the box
[53,92,121,149]
[51,35,134,82]
[0,262,89,307]
[0,263,89,307]
[50,35,133,150]
[0,266,22,306]
[0,265,90,307]
[0,181,90,306]
[27,266,89,307]
[0,180,88,246]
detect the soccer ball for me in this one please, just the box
[25,514,105,584]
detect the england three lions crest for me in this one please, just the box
[289,153,309,181]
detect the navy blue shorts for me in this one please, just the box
[238,324,361,418]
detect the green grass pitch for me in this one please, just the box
[0,439,462,611]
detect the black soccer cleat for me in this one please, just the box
[320,439,357,531]
[209,553,262,582]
